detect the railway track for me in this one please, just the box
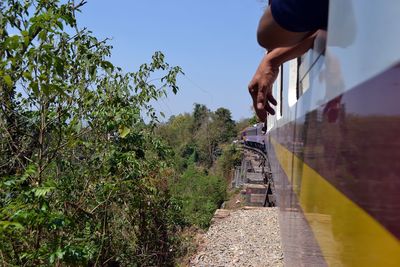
[190,144,283,266]
[238,144,276,207]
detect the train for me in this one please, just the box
[242,1,400,266]
[240,123,266,151]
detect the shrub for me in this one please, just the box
[170,165,227,228]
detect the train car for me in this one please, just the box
[262,1,400,266]
[241,123,266,151]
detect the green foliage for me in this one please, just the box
[0,1,184,266]
[213,107,236,143]
[170,165,227,229]
[191,103,209,133]
[158,103,238,170]
[157,113,193,153]
[156,105,240,230]
[215,144,243,180]
[249,114,258,125]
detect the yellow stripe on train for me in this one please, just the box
[271,138,400,267]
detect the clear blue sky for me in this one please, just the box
[77,1,267,121]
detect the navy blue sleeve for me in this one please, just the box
[270,0,329,32]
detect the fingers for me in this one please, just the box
[249,83,276,121]
[256,90,268,121]
[257,84,276,116]
[249,83,266,122]
[264,100,275,115]
[256,107,268,122]
[267,94,277,106]
[256,87,266,111]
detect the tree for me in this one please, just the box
[0,1,183,265]
[157,113,193,149]
[212,107,236,143]
[193,106,237,166]
[191,103,209,133]
[156,113,196,171]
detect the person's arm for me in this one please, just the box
[257,6,310,50]
[249,31,320,121]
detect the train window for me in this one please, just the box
[288,59,298,107]
[299,54,310,94]
[270,65,282,120]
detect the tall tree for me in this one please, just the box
[213,107,236,143]
[191,103,209,133]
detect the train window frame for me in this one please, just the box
[296,57,301,99]
[288,59,298,107]
[279,65,283,117]
[272,64,283,120]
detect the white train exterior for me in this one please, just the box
[243,1,400,266]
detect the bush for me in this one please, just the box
[215,144,243,180]
[170,165,227,228]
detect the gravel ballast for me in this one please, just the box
[190,207,284,267]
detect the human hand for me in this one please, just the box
[248,55,279,122]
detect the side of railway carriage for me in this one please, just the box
[240,124,266,150]
[261,1,400,266]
